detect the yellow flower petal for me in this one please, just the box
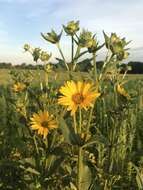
[30,111,58,139]
[58,81,100,114]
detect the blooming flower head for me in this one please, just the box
[30,111,58,139]
[58,81,101,115]
[117,84,130,99]
[12,82,26,93]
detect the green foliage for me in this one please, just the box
[0,20,143,190]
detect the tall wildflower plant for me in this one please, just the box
[0,20,142,190]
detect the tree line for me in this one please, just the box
[0,61,143,74]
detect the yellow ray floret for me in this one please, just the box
[30,111,58,139]
[58,81,101,115]
[117,84,130,99]
[12,82,26,92]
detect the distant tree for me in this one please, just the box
[128,61,143,74]
[0,61,143,74]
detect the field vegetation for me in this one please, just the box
[0,21,143,190]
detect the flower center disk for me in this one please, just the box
[72,93,84,104]
[41,121,49,128]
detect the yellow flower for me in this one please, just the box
[117,84,130,99]
[12,82,26,92]
[30,111,58,139]
[58,81,101,115]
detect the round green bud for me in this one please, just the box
[40,51,51,62]
[24,44,30,51]
[63,21,79,35]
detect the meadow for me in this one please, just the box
[0,21,143,190]
[0,68,143,84]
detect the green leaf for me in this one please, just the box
[96,43,105,51]
[25,167,40,176]
[58,116,81,145]
[45,154,64,176]
[20,157,36,167]
[74,50,88,61]
[103,31,110,49]
[80,161,92,190]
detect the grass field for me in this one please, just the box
[0,68,143,85]
[0,67,143,189]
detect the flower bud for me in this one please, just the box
[32,48,41,62]
[45,64,52,73]
[40,51,51,62]
[117,51,129,61]
[79,30,94,48]
[103,32,130,57]
[88,38,97,53]
[41,30,62,44]
[110,33,120,44]
[24,44,30,51]
[12,82,26,93]
[63,20,79,35]
[117,84,130,99]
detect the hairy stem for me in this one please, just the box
[57,43,69,71]
[73,113,77,134]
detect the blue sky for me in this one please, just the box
[0,0,143,64]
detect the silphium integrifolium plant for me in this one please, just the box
[23,44,52,63]
[20,20,140,190]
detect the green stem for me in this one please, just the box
[37,61,43,91]
[50,130,57,148]
[57,43,69,71]
[122,70,128,80]
[79,108,82,134]
[44,62,49,88]
[82,140,97,148]
[73,114,77,134]
[114,84,118,107]
[77,147,83,190]
[33,135,39,155]
[73,46,81,71]
[93,52,97,82]
[72,36,74,64]
[77,108,83,190]
[85,106,94,141]
[99,51,113,81]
